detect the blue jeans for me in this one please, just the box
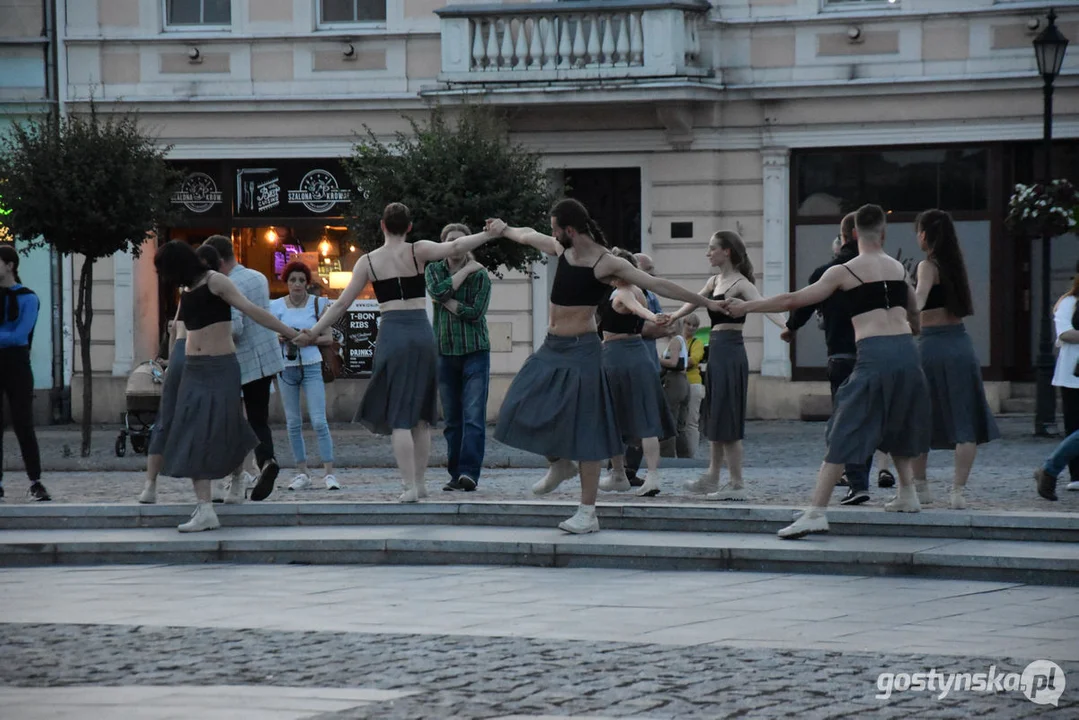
[439,351,490,483]
[278,364,334,466]
[1045,428,1079,478]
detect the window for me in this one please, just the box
[320,0,387,25]
[823,0,899,7]
[166,0,230,26]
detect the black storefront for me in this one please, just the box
[163,158,379,377]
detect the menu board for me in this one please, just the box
[331,299,379,377]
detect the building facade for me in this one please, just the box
[52,0,1079,422]
[1,0,68,424]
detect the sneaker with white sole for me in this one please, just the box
[1066,481,1079,492]
[177,503,220,533]
[224,474,245,504]
[137,480,157,505]
[324,475,341,490]
[914,478,933,506]
[599,469,632,492]
[684,473,719,495]
[532,459,578,496]
[288,473,311,491]
[635,472,661,497]
[558,506,599,534]
[949,488,967,510]
[705,483,746,502]
[885,485,921,513]
[777,509,829,539]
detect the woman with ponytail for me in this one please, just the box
[669,230,786,502]
[912,210,998,509]
[0,245,50,501]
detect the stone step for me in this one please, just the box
[1001,397,1037,414]
[1,524,1076,586]
[2,502,1076,543]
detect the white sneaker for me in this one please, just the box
[224,474,245,504]
[778,509,829,539]
[949,488,967,510]
[177,503,220,533]
[288,474,311,491]
[137,481,156,505]
[532,459,579,496]
[398,482,419,503]
[1066,481,1079,492]
[211,480,228,503]
[324,474,341,490]
[599,469,632,492]
[885,485,922,513]
[685,472,719,495]
[915,478,933,506]
[558,506,600,534]
[635,472,661,497]
[705,483,746,502]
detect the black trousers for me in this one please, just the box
[827,356,873,491]
[242,375,275,468]
[1061,387,1079,481]
[0,347,42,484]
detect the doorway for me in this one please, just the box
[564,167,642,253]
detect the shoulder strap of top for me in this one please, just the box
[591,251,608,269]
[367,254,379,281]
[411,243,420,274]
[842,265,865,284]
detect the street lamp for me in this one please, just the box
[1033,8,1070,437]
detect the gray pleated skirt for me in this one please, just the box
[602,336,676,442]
[825,334,931,464]
[495,332,622,461]
[148,338,186,456]
[702,329,748,443]
[356,309,438,435]
[161,353,258,480]
[919,324,1000,449]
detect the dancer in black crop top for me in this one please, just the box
[719,204,932,541]
[912,209,997,510]
[485,199,719,535]
[301,203,499,504]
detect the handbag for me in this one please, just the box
[315,298,344,383]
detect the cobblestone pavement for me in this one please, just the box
[2,418,1077,512]
[1,565,1077,719]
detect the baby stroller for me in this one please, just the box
[115,359,165,457]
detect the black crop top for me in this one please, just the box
[550,252,611,307]
[181,282,231,331]
[370,244,426,303]
[599,291,644,335]
[923,284,946,311]
[706,277,747,326]
[842,266,909,317]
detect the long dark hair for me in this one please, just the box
[916,209,973,318]
[0,245,21,284]
[712,230,754,282]
[550,198,608,247]
[155,240,208,288]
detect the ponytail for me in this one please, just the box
[585,218,608,247]
[712,230,754,282]
[550,198,608,246]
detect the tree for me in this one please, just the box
[345,105,552,274]
[0,106,181,456]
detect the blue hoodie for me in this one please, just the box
[0,284,39,349]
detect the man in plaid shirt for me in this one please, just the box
[205,236,285,501]
[425,224,492,492]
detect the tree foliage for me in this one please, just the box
[0,106,181,455]
[344,105,552,274]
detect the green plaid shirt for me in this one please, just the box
[425,260,492,356]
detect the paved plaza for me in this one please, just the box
[1,564,1077,719]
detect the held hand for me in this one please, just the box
[723,298,748,318]
[293,330,315,347]
[653,313,672,327]
[780,328,793,344]
[485,218,507,237]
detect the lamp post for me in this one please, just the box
[1033,8,1069,437]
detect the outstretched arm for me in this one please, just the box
[305,257,373,339]
[614,288,661,323]
[670,276,717,322]
[736,279,787,329]
[414,232,496,264]
[599,255,712,308]
[495,220,561,256]
[724,265,847,317]
[209,273,300,341]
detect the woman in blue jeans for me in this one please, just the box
[270,262,338,491]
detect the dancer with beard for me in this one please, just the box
[487,199,720,533]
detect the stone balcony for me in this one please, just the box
[433,0,712,92]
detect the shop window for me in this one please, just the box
[795,147,989,218]
[319,0,387,25]
[237,225,372,301]
[165,0,231,27]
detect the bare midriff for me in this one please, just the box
[184,321,237,357]
[920,307,964,328]
[851,307,914,343]
[378,297,427,313]
[549,304,599,337]
[603,332,638,342]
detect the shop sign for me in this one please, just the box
[171,172,224,213]
[235,161,353,218]
[332,298,379,377]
